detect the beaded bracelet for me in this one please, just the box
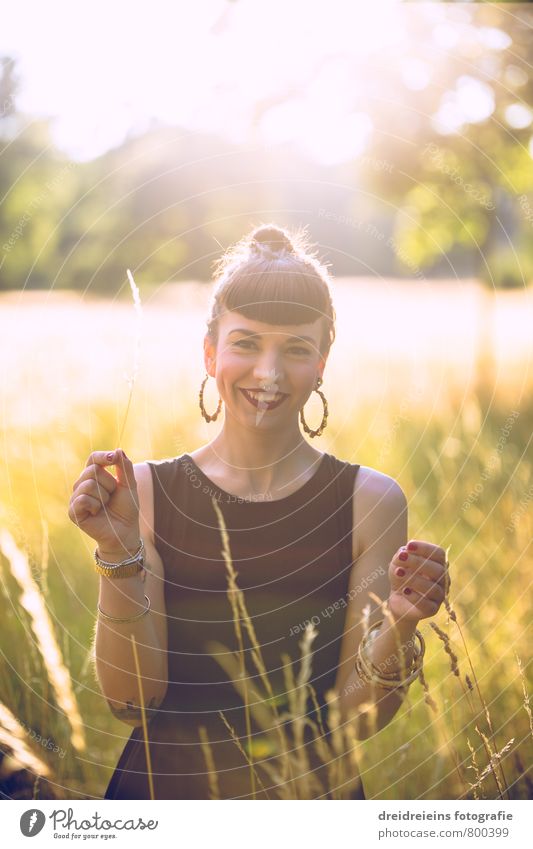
[94,538,146,579]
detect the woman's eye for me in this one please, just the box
[232,340,310,355]
[233,340,256,349]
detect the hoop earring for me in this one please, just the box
[199,373,222,422]
[299,377,328,438]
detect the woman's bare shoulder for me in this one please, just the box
[353,464,405,497]
[351,465,407,559]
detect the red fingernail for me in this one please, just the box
[403,587,412,595]
[395,567,406,577]
[407,542,417,551]
[399,551,408,561]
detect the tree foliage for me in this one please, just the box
[1,4,532,294]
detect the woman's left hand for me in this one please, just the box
[387,540,449,622]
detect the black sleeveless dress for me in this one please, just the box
[104,451,365,800]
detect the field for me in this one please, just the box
[0,278,531,800]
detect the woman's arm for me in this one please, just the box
[93,464,168,727]
[334,470,413,739]
[334,469,447,740]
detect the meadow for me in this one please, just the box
[0,278,531,800]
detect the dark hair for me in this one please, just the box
[206,222,336,359]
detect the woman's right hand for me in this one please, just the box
[68,449,141,555]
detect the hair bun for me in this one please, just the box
[250,225,294,257]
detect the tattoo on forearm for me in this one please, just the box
[107,695,162,722]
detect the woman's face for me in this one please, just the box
[204,311,326,426]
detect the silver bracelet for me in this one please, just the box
[97,594,151,623]
[95,537,144,566]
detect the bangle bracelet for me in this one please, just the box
[355,620,425,691]
[361,619,424,664]
[97,594,151,623]
[356,650,422,691]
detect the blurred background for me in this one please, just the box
[0,0,531,800]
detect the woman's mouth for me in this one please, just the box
[238,388,289,410]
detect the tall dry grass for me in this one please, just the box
[0,529,85,753]
[0,702,51,778]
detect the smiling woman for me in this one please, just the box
[68,222,448,801]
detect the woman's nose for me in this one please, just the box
[253,362,284,387]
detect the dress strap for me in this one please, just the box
[147,457,188,566]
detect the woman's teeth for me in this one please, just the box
[248,391,279,401]
[239,389,287,408]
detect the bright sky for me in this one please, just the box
[1,0,502,164]
[0,0,415,163]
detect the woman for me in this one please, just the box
[68,223,448,800]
